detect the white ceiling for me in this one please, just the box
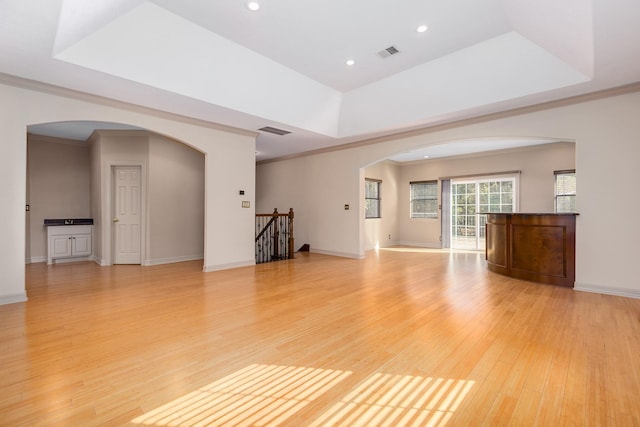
[2,0,640,161]
[387,138,563,163]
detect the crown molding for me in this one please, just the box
[257,81,640,165]
[27,132,87,146]
[0,72,257,139]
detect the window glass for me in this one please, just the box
[555,170,576,213]
[365,179,381,218]
[410,181,438,218]
[451,176,517,250]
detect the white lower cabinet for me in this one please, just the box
[47,225,92,264]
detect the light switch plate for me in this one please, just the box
[242,201,250,208]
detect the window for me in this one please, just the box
[555,170,576,213]
[365,179,381,218]
[410,181,438,218]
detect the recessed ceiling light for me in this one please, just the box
[346,59,355,66]
[423,155,430,158]
[247,2,260,11]
[417,25,428,33]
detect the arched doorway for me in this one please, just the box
[26,121,205,267]
[361,137,575,253]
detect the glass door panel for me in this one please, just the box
[451,177,516,250]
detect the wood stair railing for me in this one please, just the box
[255,208,294,264]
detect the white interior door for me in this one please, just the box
[113,166,142,264]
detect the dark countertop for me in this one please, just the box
[44,218,93,226]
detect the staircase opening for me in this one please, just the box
[255,208,294,264]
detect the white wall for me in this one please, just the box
[0,80,256,305]
[257,90,640,298]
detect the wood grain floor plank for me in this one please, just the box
[1,249,638,426]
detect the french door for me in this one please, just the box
[450,177,517,250]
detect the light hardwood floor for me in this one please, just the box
[2,249,640,426]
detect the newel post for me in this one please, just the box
[288,208,294,259]
[272,208,279,260]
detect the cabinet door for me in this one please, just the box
[51,235,72,258]
[72,234,92,257]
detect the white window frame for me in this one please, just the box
[365,178,382,219]
[410,180,438,219]
[554,169,576,213]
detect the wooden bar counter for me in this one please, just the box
[485,213,578,287]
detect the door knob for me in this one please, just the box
[113,218,119,222]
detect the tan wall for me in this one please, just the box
[26,135,91,262]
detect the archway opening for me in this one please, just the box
[361,137,575,253]
[26,121,206,267]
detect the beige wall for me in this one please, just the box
[148,134,204,263]
[89,131,149,264]
[257,90,640,298]
[89,135,102,261]
[89,131,204,265]
[363,161,400,250]
[26,135,91,262]
[257,151,363,258]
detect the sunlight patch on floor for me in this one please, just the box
[309,373,475,427]
[131,364,351,426]
[379,246,481,255]
[131,364,474,427]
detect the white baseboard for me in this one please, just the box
[310,248,365,259]
[364,241,400,251]
[203,259,256,272]
[143,254,204,266]
[93,256,108,266]
[0,292,28,305]
[27,255,99,265]
[574,283,640,299]
[397,241,442,249]
[48,255,94,265]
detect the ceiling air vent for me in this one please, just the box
[378,46,400,58]
[259,126,291,136]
